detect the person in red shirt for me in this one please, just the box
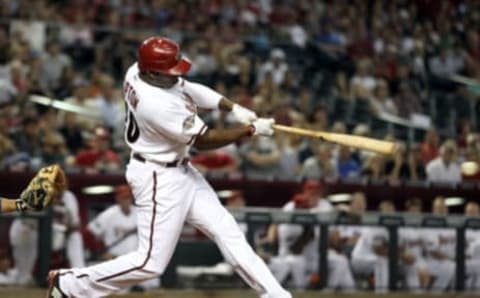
[420,128,440,165]
[191,150,238,176]
[74,127,121,172]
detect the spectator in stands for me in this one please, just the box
[97,75,124,134]
[191,149,238,177]
[275,134,302,180]
[370,79,398,116]
[350,58,376,100]
[394,81,423,119]
[240,136,281,179]
[306,104,329,132]
[39,131,69,166]
[428,46,464,78]
[58,112,85,154]
[299,143,337,180]
[13,116,42,160]
[0,133,29,170]
[426,140,462,183]
[64,81,101,131]
[423,196,456,291]
[386,143,426,182]
[39,41,72,91]
[421,128,440,164]
[257,48,288,86]
[337,146,361,179]
[74,127,121,173]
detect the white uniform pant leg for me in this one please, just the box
[289,255,309,289]
[426,258,455,291]
[352,255,387,291]
[185,169,291,298]
[466,260,480,291]
[9,219,37,285]
[67,231,85,268]
[269,256,291,285]
[403,262,420,290]
[58,165,194,297]
[328,250,355,290]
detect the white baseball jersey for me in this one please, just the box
[277,200,333,259]
[423,228,456,259]
[399,227,425,260]
[123,63,222,162]
[466,229,480,258]
[88,205,138,257]
[52,191,81,251]
[351,226,389,259]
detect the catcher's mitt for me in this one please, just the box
[16,165,67,212]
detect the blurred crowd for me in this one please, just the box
[0,0,479,183]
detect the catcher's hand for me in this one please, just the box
[16,165,67,212]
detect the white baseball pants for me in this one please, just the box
[351,254,420,291]
[426,258,455,291]
[58,161,290,298]
[269,249,355,290]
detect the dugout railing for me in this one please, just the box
[228,207,480,291]
[1,206,478,291]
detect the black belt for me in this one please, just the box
[132,153,189,168]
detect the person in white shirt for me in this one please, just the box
[399,198,430,290]
[423,197,456,291]
[257,48,289,86]
[88,185,138,260]
[426,140,462,183]
[269,181,354,290]
[351,200,420,292]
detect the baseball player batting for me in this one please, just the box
[46,37,291,298]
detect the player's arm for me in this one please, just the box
[218,98,257,124]
[194,118,274,151]
[194,126,254,150]
[184,81,257,124]
[0,197,18,213]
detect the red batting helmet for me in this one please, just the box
[138,37,191,76]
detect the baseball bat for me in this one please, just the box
[273,124,396,155]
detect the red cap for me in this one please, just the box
[293,193,311,209]
[115,184,132,201]
[138,37,191,76]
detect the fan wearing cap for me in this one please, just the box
[47,37,290,298]
[74,127,121,172]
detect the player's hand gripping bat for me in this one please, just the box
[273,124,397,155]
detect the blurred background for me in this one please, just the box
[0,0,479,296]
